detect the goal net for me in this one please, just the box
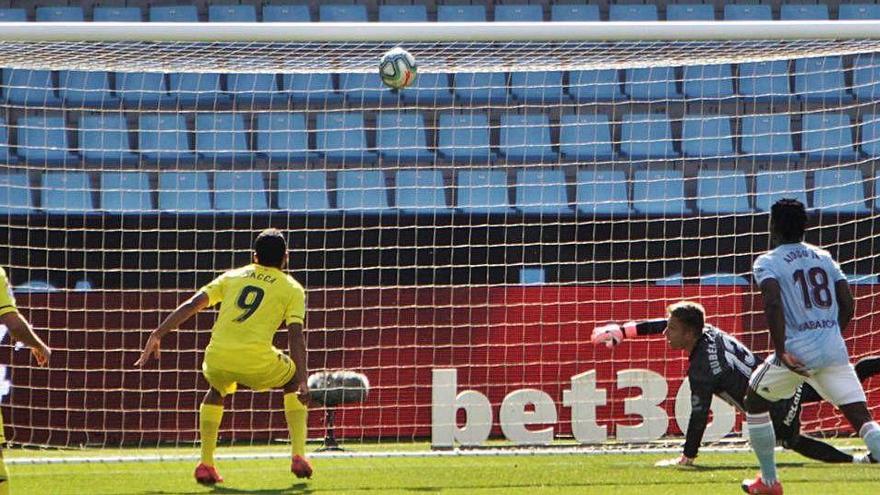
[0,21,879,455]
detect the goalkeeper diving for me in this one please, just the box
[591,301,880,466]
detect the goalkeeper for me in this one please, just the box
[592,300,880,466]
[135,228,312,485]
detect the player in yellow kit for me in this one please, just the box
[0,267,51,495]
[135,228,312,485]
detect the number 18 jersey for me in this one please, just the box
[753,242,849,369]
[200,263,305,373]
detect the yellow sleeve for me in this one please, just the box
[0,267,17,317]
[199,271,229,307]
[285,284,306,326]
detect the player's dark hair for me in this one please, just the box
[667,301,705,336]
[771,198,807,243]
[254,228,287,268]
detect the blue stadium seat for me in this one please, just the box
[138,114,196,164]
[794,57,851,103]
[395,169,451,214]
[339,72,401,105]
[168,73,228,107]
[0,117,15,163]
[656,273,684,286]
[93,7,142,22]
[696,170,752,214]
[254,112,311,165]
[379,5,427,22]
[0,9,26,21]
[519,267,546,285]
[59,70,118,107]
[208,5,256,22]
[315,112,377,164]
[569,70,624,102]
[116,72,168,107]
[754,170,807,212]
[214,171,268,212]
[620,114,678,160]
[509,70,567,104]
[847,273,879,284]
[194,113,254,163]
[813,169,869,214]
[41,172,93,214]
[699,273,750,286]
[780,4,829,20]
[453,71,508,105]
[403,73,454,105]
[336,169,389,212]
[35,6,83,22]
[559,114,616,161]
[801,113,857,161]
[499,114,557,163]
[723,5,772,20]
[79,114,138,164]
[437,113,495,163]
[437,5,486,22]
[551,4,600,21]
[624,67,681,100]
[17,115,75,164]
[495,5,543,22]
[226,73,280,105]
[376,112,432,164]
[738,60,792,104]
[455,168,512,214]
[277,170,331,212]
[575,169,631,216]
[2,69,61,106]
[632,169,691,216]
[515,168,571,215]
[158,171,211,212]
[740,115,798,161]
[0,171,31,214]
[860,114,880,158]
[282,73,342,106]
[15,280,59,293]
[610,5,658,21]
[681,115,734,159]
[100,172,153,213]
[851,54,880,100]
[262,5,311,22]
[149,6,198,22]
[666,4,715,21]
[682,64,735,100]
[319,4,368,22]
[839,4,880,19]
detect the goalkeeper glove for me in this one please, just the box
[591,322,637,348]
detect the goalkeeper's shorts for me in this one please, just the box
[202,351,296,397]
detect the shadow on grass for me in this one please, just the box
[141,483,313,495]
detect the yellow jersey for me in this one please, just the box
[200,263,305,373]
[0,267,18,318]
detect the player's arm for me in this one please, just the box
[834,279,854,331]
[591,319,667,347]
[0,310,50,366]
[656,379,712,467]
[288,322,309,397]
[759,278,807,375]
[134,291,210,367]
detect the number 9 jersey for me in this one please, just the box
[200,263,305,375]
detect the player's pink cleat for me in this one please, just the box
[194,463,224,485]
[741,475,783,495]
[291,455,313,479]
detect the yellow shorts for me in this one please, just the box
[202,351,296,397]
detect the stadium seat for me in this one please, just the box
[0,9,26,21]
[739,115,798,161]
[437,5,486,22]
[609,4,658,21]
[339,72,401,105]
[723,5,772,20]
[437,113,495,164]
[515,168,571,215]
[74,279,93,291]
[208,5,257,22]
[569,70,624,102]
[35,6,84,22]
[699,273,750,286]
[59,70,118,107]
[276,170,331,212]
[79,114,138,164]
[0,116,16,164]
[158,171,211,213]
[282,73,342,106]
[138,114,196,164]
[93,7,142,22]
[213,171,269,212]
[509,70,567,104]
[403,73,454,105]
[550,4,600,21]
[168,73,228,107]
[801,113,857,161]
[839,4,880,20]
[315,112,377,164]
[847,273,879,284]
[680,115,734,159]
[116,72,168,107]
[455,168,513,214]
[813,169,870,214]
[794,57,851,103]
[319,5,368,22]
[395,169,451,214]
[632,169,691,216]
[262,5,311,22]
[226,73,280,105]
[696,170,752,214]
[656,273,684,286]
[682,64,735,100]
[336,169,389,212]
[754,170,807,212]
[780,4,829,20]
[495,5,543,22]
[254,112,311,165]
[499,114,557,163]
[453,71,508,105]
[0,171,32,214]
[149,6,198,22]
[519,267,546,285]
[860,114,880,158]
[2,69,62,106]
[100,172,153,213]
[666,4,715,21]
[378,5,427,22]
[41,171,94,214]
[559,114,616,161]
[17,115,76,165]
[575,169,631,216]
[194,113,254,163]
[851,54,880,100]
[738,60,792,104]
[15,281,59,293]
[620,114,678,160]
[624,67,681,101]
[376,112,432,164]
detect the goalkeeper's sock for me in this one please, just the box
[284,393,308,457]
[0,457,10,495]
[860,421,880,460]
[199,403,224,467]
[746,412,778,485]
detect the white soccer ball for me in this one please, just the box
[379,47,417,90]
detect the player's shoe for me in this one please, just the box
[741,475,783,495]
[855,453,878,464]
[291,455,313,479]
[194,463,224,485]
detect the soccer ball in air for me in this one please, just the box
[379,47,417,90]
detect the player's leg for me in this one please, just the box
[0,450,9,495]
[784,434,853,463]
[811,363,880,461]
[839,402,880,461]
[281,370,312,479]
[855,356,880,381]
[197,363,236,485]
